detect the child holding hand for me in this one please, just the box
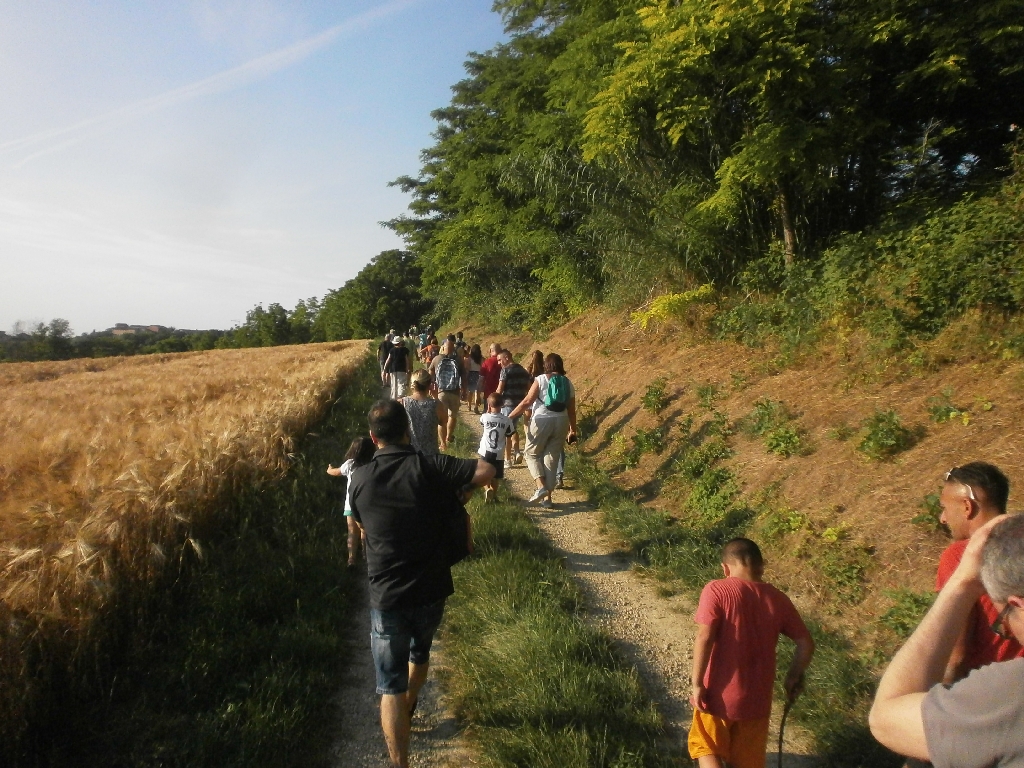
[477,393,514,504]
[689,538,815,768]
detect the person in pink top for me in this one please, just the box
[689,538,815,768]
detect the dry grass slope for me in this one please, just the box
[0,342,367,754]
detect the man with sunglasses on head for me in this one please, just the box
[935,463,1022,684]
[870,512,1024,766]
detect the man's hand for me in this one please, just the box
[948,515,1006,594]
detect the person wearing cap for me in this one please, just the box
[382,334,412,400]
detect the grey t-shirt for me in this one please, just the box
[923,657,1024,767]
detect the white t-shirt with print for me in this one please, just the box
[478,412,515,458]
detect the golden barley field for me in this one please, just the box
[0,341,368,744]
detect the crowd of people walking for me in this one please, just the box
[377,327,577,506]
[338,326,1024,768]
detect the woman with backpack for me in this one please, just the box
[327,436,375,566]
[508,353,577,508]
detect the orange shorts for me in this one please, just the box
[688,710,770,768]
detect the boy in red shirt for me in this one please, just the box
[689,538,815,768]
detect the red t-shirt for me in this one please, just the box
[936,539,1024,670]
[696,577,810,721]
[480,356,502,398]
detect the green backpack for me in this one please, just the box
[543,374,569,412]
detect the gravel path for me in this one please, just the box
[464,411,820,766]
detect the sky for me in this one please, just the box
[0,0,506,333]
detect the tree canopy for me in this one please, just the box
[388,0,1024,331]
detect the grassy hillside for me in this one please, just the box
[475,307,1024,764]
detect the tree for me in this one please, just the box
[316,250,434,340]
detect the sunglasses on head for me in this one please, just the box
[945,467,977,502]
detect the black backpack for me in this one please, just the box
[418,454,471,566]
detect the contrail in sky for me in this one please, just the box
[0,0,424,166]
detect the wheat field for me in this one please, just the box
[0,342,368,748]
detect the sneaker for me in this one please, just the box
[539,498,553,509]
[513,451,524,466]
[555,475,564,489]
[527,488,546,503]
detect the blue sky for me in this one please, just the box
[0,1,506,333]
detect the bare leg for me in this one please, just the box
[380,694,410,768]
[697,756,724,768]
[346,517,360,565]
[406,661,429,714]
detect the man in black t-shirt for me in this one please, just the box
[382,337,412,400]
[377,334,393,373]
[350,400,494,768]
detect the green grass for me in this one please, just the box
[742,398,809,457]
[50,354,382,768]
[441,423,671,767]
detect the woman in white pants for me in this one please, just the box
[508,353,577,507]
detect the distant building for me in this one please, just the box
[107,324,169,336]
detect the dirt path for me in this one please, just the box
[463,412,820,766]
[328,576,470,768]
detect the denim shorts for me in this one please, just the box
[369,598,446,695]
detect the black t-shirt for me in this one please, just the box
[350,445,477,611]
[384,345,411,373]
[377,340,391,362]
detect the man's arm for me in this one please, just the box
[869,517,1003,760]
[470,458,496,487]
[690,620,717,712]
[942,610,973,684]
[508,381,539,420]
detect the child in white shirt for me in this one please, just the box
[327,436,375,566]
[478,393,514,503]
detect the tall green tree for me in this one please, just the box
[315,250,434,340]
